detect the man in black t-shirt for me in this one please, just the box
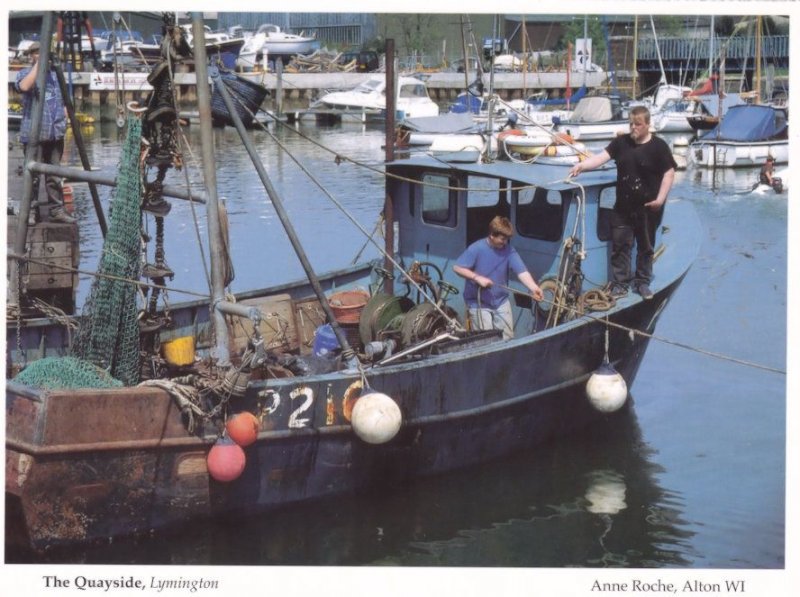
[568,106,676,300]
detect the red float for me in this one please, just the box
[225,411,260,447]
[207,437,246,482]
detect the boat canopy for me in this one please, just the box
[400,112,482,134]
[695,93,746,118]
[700,104,788,142]
[528,85,588,106]
[569,96,622,123]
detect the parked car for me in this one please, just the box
[338,50,380,72]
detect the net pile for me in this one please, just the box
[72,116,144,386]
[14,356,124,389]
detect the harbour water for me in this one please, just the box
[5,121,787,571]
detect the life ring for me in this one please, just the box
[552,132,575,145]
[497,129,525,144]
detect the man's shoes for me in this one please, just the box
[608,283,629,299]
[636,284,654,300]
[49,210,76,224]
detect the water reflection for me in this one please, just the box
[8,406,695,567]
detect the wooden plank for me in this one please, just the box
[228,294,299,354]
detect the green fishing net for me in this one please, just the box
[71,115,144,386]
[14,356,124,389]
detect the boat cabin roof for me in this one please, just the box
[387,154,616,190]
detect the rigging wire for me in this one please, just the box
[132,70,785,378]
[222,94,464,331]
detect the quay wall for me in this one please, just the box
[8,69,609,119]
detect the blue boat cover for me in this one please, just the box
[528,85,588,106]
[695,93,746,118]
[450,93,484,114]
[700,104,788,142]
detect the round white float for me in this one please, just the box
[351,392,402,444]
[585,362,628,413]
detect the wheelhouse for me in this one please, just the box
[386,156,618,334]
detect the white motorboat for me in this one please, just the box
[652,98,697,133]
[236,24,320,69]
[314,76,440,120]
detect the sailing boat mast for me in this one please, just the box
[650,15,667,85]
[755,16,762,104]
[460,15,470,91]
[632,15,638,98]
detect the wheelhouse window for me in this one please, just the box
[421,173,457,227]
[597,185,616,241]
[515,186,565,241]
[400,83,430,99]
[466,176,508,244]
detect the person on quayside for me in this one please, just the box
[15,41,75,224]
[568,105,676,300]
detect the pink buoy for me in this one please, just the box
[225,412,259,447]
[207,437,246,482]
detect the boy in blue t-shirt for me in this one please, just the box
[454,216,544,339]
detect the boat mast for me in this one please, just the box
[632,15,638,98]
[460,15,470,91]
[650,15,667,86]
[383,38,396,295]
[755,16,762,104]
[191,13,233,366]
[522,15,527,97]
[486,14,498,144]
[709,15,715,77]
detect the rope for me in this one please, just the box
[498,283,785,375]
[7,252,210,299]
[219,89,465,333]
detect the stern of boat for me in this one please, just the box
[5,383,213,549]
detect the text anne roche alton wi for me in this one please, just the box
[591,578,747,593]
[43,575,220,592]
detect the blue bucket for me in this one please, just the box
[313,324,340,356]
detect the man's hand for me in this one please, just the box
[530,284,544,302]
[473,274,493,289]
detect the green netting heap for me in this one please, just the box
[14,356,124,389]
[72,116,144,386]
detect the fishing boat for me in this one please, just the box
[689,103,789,168]
[312,75,439,120]
[6,15,702,551]
[552,95,631,141]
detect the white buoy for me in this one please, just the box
[351,392,402,444]
[586,362,628,413]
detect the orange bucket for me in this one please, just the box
[328,289,370,324]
